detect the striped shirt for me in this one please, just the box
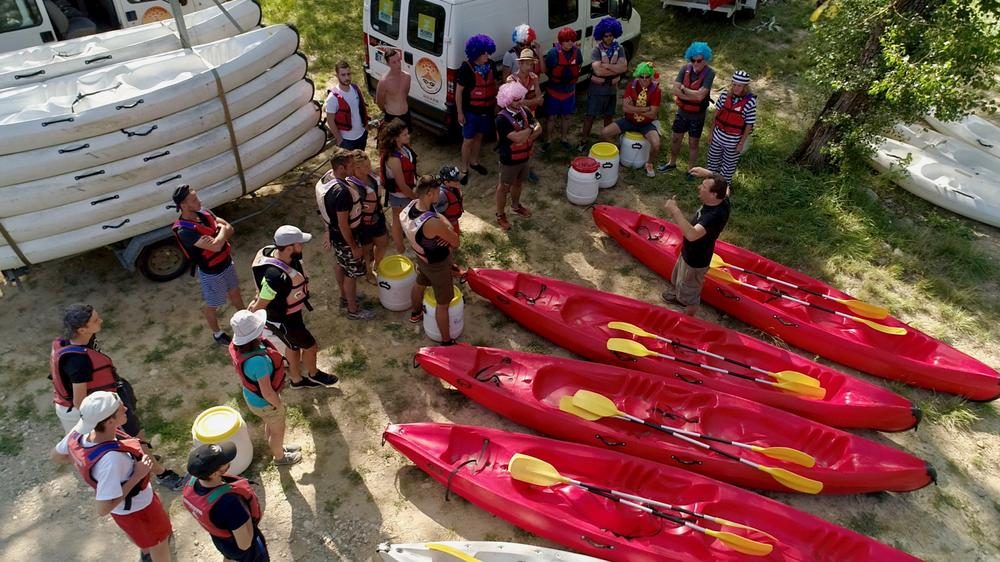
[713,91,757,142]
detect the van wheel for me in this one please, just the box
[136,239,189,282]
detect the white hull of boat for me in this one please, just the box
[895,122,1000,178]
[376,542,606,562]
[925,114,1000,160]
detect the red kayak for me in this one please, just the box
[385,423,922,562]
[467,268,919,431]
[415,345,934,494]
[593,205,999,401]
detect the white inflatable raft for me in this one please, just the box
[376,541,606,562]
[895,122,1000,177]
[872,137,1000,228]
[0,24,298,154]
[0,0,262,89]
[925,113,1000,160]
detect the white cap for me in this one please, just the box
[274,225,312,246]
[230,309,267,346]
[71,391,123,435]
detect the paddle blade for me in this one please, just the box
[775,381,827,399]
[704,529,774,557]
[856,316,908,336]
[771,370,822,388]
[558,396,603,421]
[426,543,484,562]
[751,446,816,468]
[707,267,740,284]
[607,321,656,339]
[710,253,728,269]
[607,338,655,357]
[712,518,780,542]
[571,389,625,418]
[836,298,890,320]
[760,466,824,495]
[508,453,567,487]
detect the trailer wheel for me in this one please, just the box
[136,239,189,282]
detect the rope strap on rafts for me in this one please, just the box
[0,220,30,267]
[210,67,248,196]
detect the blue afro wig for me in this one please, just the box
[465,34,497,60]
[594,17,623,39]
[683,41,713,62]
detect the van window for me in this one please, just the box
[370,0,402,39]
[548,0,578,29]
[406,0,445,56]
[590,0,609,18]
[1,0,43,32]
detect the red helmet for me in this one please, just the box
[557,27,576,43]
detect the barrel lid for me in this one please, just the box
[192,406,243,443]
[624,131,645,141]
[378,255,414,280]
[589,142,619,159]
[571,157,600,173]
[424,285,463,307]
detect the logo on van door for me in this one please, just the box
[142,6,171,24]
[415,57,442,95]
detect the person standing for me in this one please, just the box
[661,167,731,316]
[434,165,465,235]
[494,81,541,231]
[502,24,545,82]
[249,225,338,388]
[542,27,584,153]
[183,442,270,561]
[379,119,419,254]
[375,48,411,128]
[600,62,661,177]
[402,177,460,344]
[347,149,389,282]
[507,48,543,184]
[661,42,715,173]
[706,70,756,182]
[228,309,301,467]
[325,61,371,150]
[582,17,628,141]
[172,185,245,345]
[455,34,498,185]
[51,392,174,562]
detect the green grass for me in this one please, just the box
[335,349,369,378]
[143,333,187,363]
[0,435,24,456]
[918,394,995,430]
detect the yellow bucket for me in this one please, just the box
[589,142,619,159]
[378,255,414,280]
[424,285,463,307]
[192,406,243,443]
[624,131,645,142]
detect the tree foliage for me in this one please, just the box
[793,0,1000,167]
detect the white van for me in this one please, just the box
[362,0,641,136]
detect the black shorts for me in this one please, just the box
[357,217,388,246]
[116,378,143,437]
[672,111,706,138]
[267,313,316,351]
[383,111,411,128]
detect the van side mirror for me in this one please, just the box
[609,0,633,20]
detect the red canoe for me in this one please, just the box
[466,268,919,431]
[415,345,934,494]
[593,204,999,401]
[385,423,923,562]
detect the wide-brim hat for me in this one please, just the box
[231,309,267,346]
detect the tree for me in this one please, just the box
[790,0,1000,170]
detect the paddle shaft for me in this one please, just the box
[619,413,767,469]
[643,332,786,379]
[647,348,786,389]
[722,262,849,307]
[573,481,716,533]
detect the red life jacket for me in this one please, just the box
[228,339,286,397]
[50,339,118,408]
[182,475,262,539]
[546,46,581,99]
[328,84,370,131]
[463,61,497,110]
[66,430,149,510]
[380,146,418,195]
[674,64,710,114]
[172,210,232,271]
[626,79,659,124]
[250,247,309,315]
[713,92,756,135]
[439,185,463,225]
[358,174,383,226]
[497,107,534,163]
[509,71,539,101]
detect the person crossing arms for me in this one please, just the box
[706,70,756,182]
[494,81,542,231]
[601,62,661,177]
[542,27,584,153]
[661,42,716,173]
[455,34,498,185]
[582,17,628,141]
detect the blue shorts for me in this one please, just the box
[199,262,239,307]
[544,92,576,117]
[338,130,369,150]
[586,92,616,118]
[672,111,706,138]
[616,118,658,137]
[462,112,495,139]
[386,192,412,208]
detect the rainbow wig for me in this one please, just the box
[512,24,536,45]
[683,41,713,62]
[594,17,623,39]
[465,34,497,60]
[496,81,528,109]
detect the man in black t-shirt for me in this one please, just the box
[662,166,731,316]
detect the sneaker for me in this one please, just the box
[310,370,339,387]
[439,338,458,346]
[496,213,512,231]
[527,169,540,184]
[661,289,680,306]
[156,470,186,491]
[575,142,587,153]
[460,172,469,186]
[645,163,656,178]
[470,163,488,175]
[512,204,532,218]
[283,444,302,453]
[346,308,376,320]
[289,377,322,390]
[339,295,368,309]
[274,451,302,466]
[409,309,423,323]
[213,332,231,346]
[657,162,677,172]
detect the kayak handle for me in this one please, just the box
[580,536,614,550]
[595,434,626,447]
[102,219,130,230]
[674,373,703,385]
[58,143,90,154]
[143,150,171,162]
[976,139,994,148]
[715,287,741,301]
[772,315,799,328]
[121,125,158,137]
[671,455,702,466]
[636,224,665,241]
[14,69,45,79]
[514,284,546,304]
[116,99,144,111]
[42,116,74,127]
[85,55,113,65]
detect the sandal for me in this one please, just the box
[512,204,532,218]
[496,213,512,231]
[409,309,423,323]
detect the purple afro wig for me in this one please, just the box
[683,41,713,63]
[465,34,497,60]
[594,17,623,39]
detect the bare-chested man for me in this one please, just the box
[376,48,412,128]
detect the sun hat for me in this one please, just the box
[230,309,267,346]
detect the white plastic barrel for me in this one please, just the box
[620,131,649,169]
[566,157,600,206]
[588,142,620,188]
[192,406,253,475]
[422,285,464,342]
[377,255,417,311]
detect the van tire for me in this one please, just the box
[136,238,189,282]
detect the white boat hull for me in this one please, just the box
[895,122,1000,177]
[925,114,1000,160]
[376,542,606,562]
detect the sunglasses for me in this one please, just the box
[603,33,614,38]
[691,58,705,63]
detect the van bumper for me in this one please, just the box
[365,72,457,139]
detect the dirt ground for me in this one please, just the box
[2,118,999,561]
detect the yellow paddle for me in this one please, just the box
[607,338,827,399]
[508,454,775,556]
[707,268,907,336]
[561,391,815,468]
[710,254,890,319]
[607,321,821,388]
[426,543,483,562]
[564,392,822,494]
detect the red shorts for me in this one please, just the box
[111,493,173,549]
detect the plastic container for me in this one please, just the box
[377,255,417,311]
[422,285,464,342]
[620,131,649,169]
[192,406,253,475]
[566,157,600,206]
[588,142,620,188]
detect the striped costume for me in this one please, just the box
[707,90,757,182]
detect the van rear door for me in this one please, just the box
[401,0,448,113]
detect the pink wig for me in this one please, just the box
[496,81,528,109]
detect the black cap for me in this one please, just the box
[437,166,462,182]
[187,442,237,479]
[63,303,94,339]
[171,184,192,211]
